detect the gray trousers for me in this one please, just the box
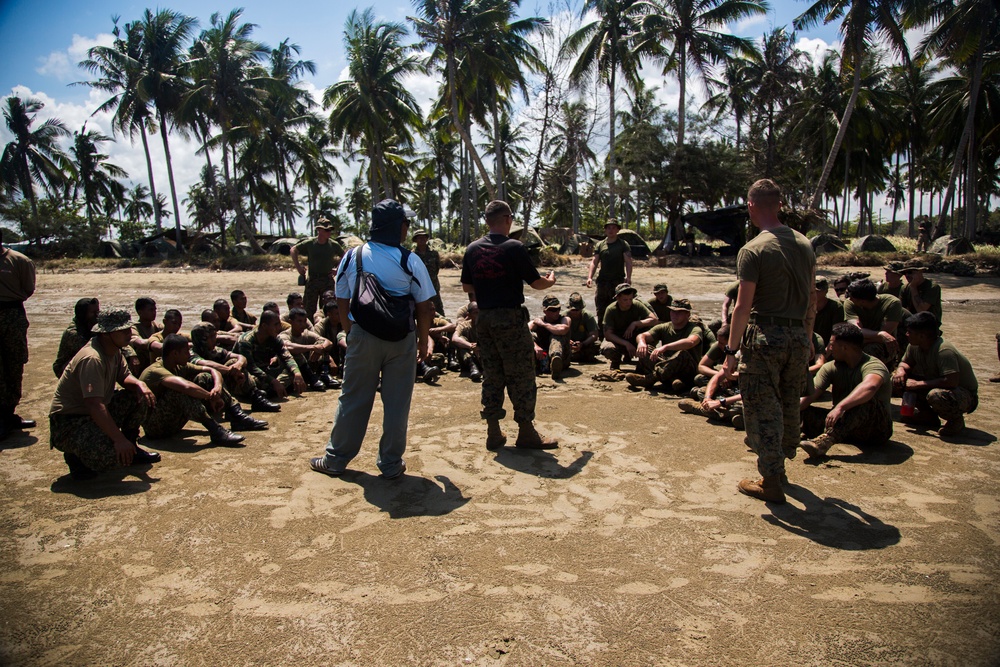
[321,325,416,477]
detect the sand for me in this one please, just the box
[1,261,999,666]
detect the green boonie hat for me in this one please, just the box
[542,295,561,310]
[94,308,133,333]
[669,298,692,311]
[412,228,429,238]
[883,260,906,272]
[902,259,928,272]
[315,216,335,231]
[604,219,621,229]
[652,283,669,294]
[614,283,637,297]
[568,292,585,310]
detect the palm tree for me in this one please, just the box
[78,17,165,232]
[186,8,270,250]
[704,57,754,150]
[0,96,72,227]
[547,100,597,231]
[70,125,128,231]
[889,56,938,235]
[325,8,425,201]
[561,0,654,217]
[124,183,154,223]
[794,0,908,210]
[641,0,768,147]
[911,0,1000,238]
[136,8,198,249]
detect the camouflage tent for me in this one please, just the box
[850,235,896,253]
[337,234,365,251]
[929,235,976,256]
[616,229,650,259]
[267,238,301,255]
[141,236,178,258]
[98,240,125,258]
[559,233,593,255]
[811,233,848,255]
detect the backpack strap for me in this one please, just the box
[398,247,420,288]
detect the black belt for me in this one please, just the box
[749,315,803,327]
[0,300,25,310]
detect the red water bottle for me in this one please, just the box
[901,391,916,417]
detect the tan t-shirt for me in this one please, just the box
[0,247,35,302]
[49,339,129,416]
[148,331,191,363]
[139,360,204,397]
[736,226,815,320]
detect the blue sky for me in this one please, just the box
[0,0,844,229]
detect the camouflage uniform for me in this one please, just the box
[190,326,249,398]
[801,400,893,445]
[141,371,234,439]
[233,329,300,395]
[924,387,978,421]
[639,350,697,385]
[477,308,537,424]
[454,319,480,367]
[0,305,30,418]
[531,325,569,369]
[739,323,811,476]
[415,247,444,316]
[53,322,89,378]
[49,390,149,472]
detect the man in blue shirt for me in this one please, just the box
[310,199,436,480]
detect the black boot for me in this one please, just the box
[418,361,441,384]
[64,452,98,481]
[226,403,268,431]
[202,419,246,446]
[301,365,327,392]
[447,349,461,372]
[250,389,281,413]
[318,363,341,389]
[468,360,482,383]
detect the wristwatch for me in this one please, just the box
[723,345,739,356]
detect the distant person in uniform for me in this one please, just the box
[844,279,904,368]
[53,297,100,378]
[291,218,343,320]
[724,179,816,504]
[230,289,257,326]
[0,230,36,440]
[586,219,632,332]
[566,292,600,364]
[129,297,162,374]
[600,284,657,370]
[813,277,845,347]
[412,227,445,316]
[916,220,932,252]
[645,283,674,321]
[877,261,905,299]
[529,295,570,379]
[462,200,558,451]
[627,298,704,392]
[900,259,943,323]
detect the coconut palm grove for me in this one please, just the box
[1,0,998,256]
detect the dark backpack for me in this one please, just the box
[343,243,420,342]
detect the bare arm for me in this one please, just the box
[291,245,305,276]
[415,300,434,362]
[624,253,633,284]
[826,373,884,429]
[530,271,556,290]
[723,280,757,380]
[586,255,599,287]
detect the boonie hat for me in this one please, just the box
[542,295,561,310]
[568,293,585,310]
[669,298,692,312]
[883,260,905,272]
[604,219,621,229]
[315,217,335,231]
[614,283,637,297]
[652,283,669,294]
[412,228,429,238]
[901,259,928,272]
[93,308,133,333]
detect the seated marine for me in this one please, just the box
[234,309,307,399]
[53,297,100,378]
[278,307,337,390]
[529,295,570,379]
[626,298,703,392]
[600,283,658,370]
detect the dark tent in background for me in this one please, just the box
[851,235,896,253]
[929,235,976,256]
[656,205,748,255]
[559,233,593,255]
[811,233,848,255]
[616,229,650,259]
[141,236,178,258]
[267,238,301,255]
[98,240,125,258]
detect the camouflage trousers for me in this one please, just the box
[304,273,337,321]
[738,324,810,478]
[0,304,29,414]
[924,387,978,421]
[456,347,480,366]
[636,350,696,385]
[600,339,636,365]
[49,390,149,471]
[570,340,600,363]
[801,399,893,446]
[477,307,537,424]
[143,373,234,439]
[533,331,569,369]
[429,275,444,316]
[595,281,617,332]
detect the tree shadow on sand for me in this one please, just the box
[50,465,160,499]
[338,472,469,519]
[493,448,593,479]
[762,484,900,550]
[802,439,914,467]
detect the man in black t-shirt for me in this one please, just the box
[462,200,558,451]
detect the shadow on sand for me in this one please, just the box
[494,448,593,479]
[338,472,469,519]
[137,429,246,454]
[0,433,38,451]
[50,465,160,498]
[803,439,914,466]
[763,484,901,550]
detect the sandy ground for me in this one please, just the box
[2,261,1000,666]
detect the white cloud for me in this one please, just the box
[796,37,838,67]
[735,14,768,34]
[35,33,114,83]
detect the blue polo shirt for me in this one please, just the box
[335,243,436,322]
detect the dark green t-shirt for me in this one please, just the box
[603,300,652,338]
[877,280,903,299]
[902,339,978,395]
[139,360,203,398]
[900,279,943,323]
[736,226,815,320]
[296,237,343,278]
[845,294,903,331]
[569,310,599,342]
[814,353,892,411]
[814,298,845,346]
[595,237,630,283]
[646,320,703,360]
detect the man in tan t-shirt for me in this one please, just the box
[724,179,816,504]
[48,309,158,480]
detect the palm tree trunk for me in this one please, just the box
[524,70,554,229]
[220,127,264,253]
[157,110,185,252]
[809,50,863,211]
[608,68,617,218]
[965,125,977,239]
[139,124,162,233]
[447,54,496,200]
[677,42,687,146]
[907,145,916,236]
[460,141,470,244]
[492,104,506,201]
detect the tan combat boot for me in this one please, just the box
[677,398,710,416]
[486,420,507,451]
[625,373,656,388]
[737,475,786,503]
[514,423,558,449]
[800,432,836,459]
[939,416,965,437]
